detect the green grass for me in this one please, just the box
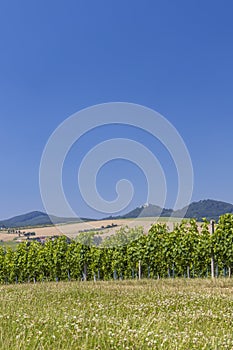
[0,279,233,350]
[0,240,19,249]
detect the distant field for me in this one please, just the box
[0,217,198,245]
[0,230,18,242]
[0,217,198,247]
[0,279,233,349]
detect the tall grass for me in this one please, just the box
[1,279,233,349]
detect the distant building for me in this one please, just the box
[142,203,149,208]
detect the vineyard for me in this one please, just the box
[0,214,233,284]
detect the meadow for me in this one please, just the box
[1,278,233,350]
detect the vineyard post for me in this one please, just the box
[138,260,141,280]
[83,263,87,281]
[210,220,215,278]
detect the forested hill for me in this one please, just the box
[174,199,233,221]
[121,199,233,222]
[0,211,89,228]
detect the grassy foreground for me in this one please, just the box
[0,279,233,349]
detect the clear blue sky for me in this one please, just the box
[1,1,233,219]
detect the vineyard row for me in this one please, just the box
[0,214,233,283]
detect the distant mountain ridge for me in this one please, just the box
[121,204,173,219]
[173,199,233,221]
[0,211,90,229]
[1,199,233,228]
[114,199,233,222]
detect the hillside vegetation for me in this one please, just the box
[0,211,88,229]
[123,199,233,222]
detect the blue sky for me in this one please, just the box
[1,1,233,219]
